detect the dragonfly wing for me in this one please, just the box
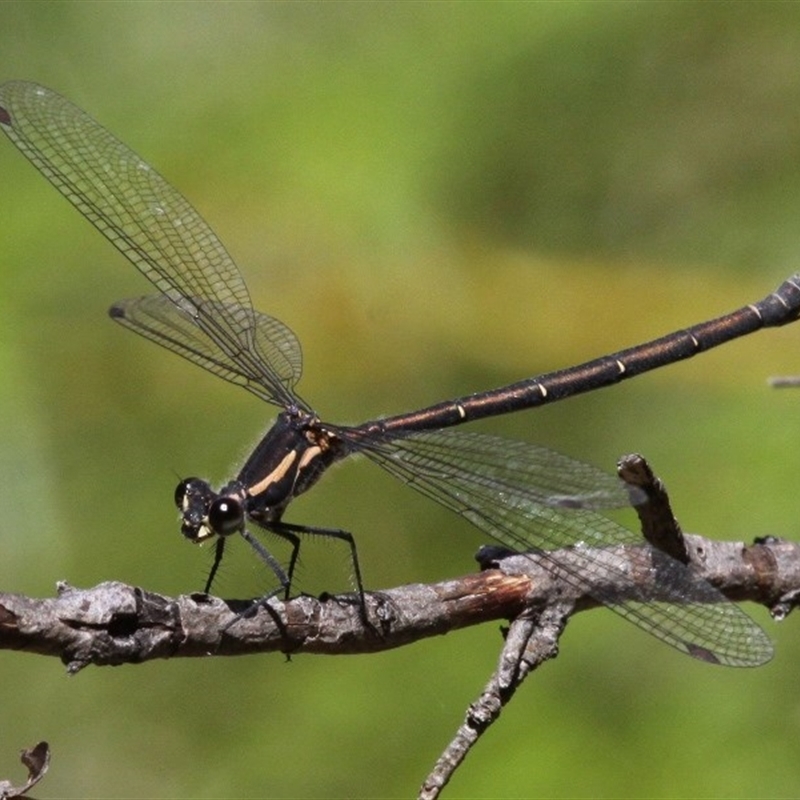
[358,429,772,667]
[0,81,304,408]
[111,295,306,407]
[0,82,247,309]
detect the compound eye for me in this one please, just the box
[208,497,244,536]
[174,477,202,509]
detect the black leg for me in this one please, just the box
[239,528,292,595]
[267,520,368,622]
[263,527,301,600]
[204,536,227,594]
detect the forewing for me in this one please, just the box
[0,82,246,309]
[0,81,304,408]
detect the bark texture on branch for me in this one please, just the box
[0,530,795,674]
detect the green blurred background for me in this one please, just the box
[2,2,800,797]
